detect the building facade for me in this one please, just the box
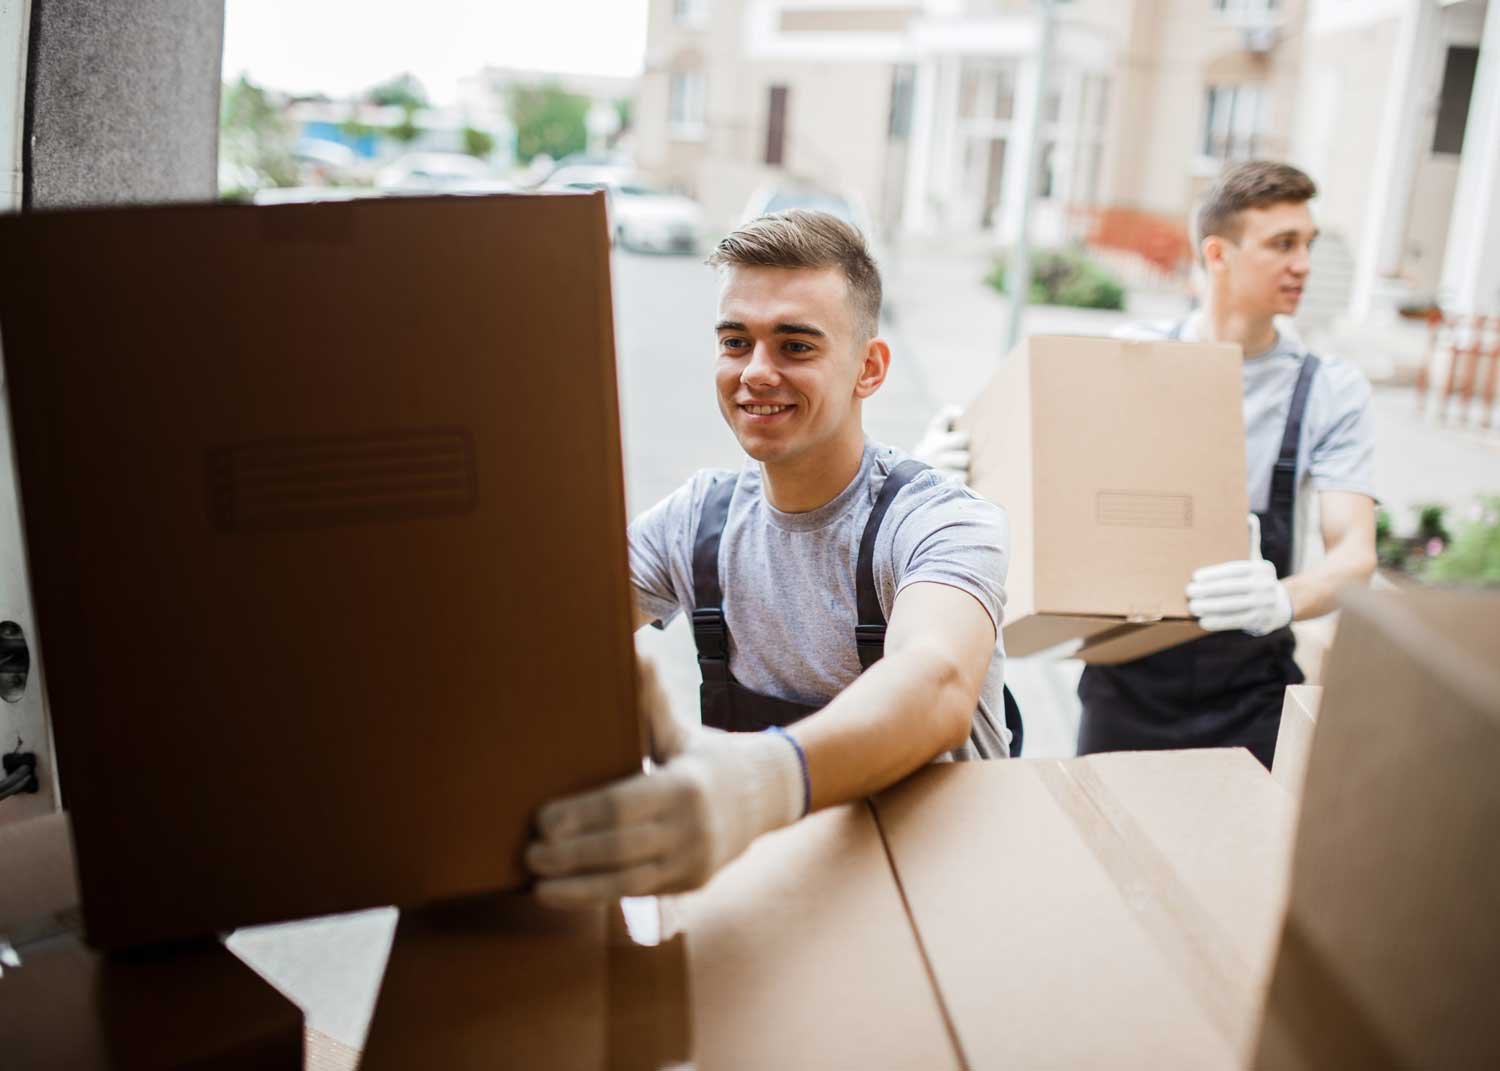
[636,0,1498,318]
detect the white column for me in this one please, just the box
[929,56,963,228]
[996,52,1042,248]
[1439,0,1500,316]
[902,56,940,234]
[1350,0,1440,321]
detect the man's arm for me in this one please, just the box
[1284,490,1377,620]
[791,580,994,810]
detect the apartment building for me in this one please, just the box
[636,0,1497,318]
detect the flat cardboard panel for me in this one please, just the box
[360,896,689,1071]
[962,336,1245,660]
[872,753,1293,1069]
[0,195,642,948]
[1271,685,1321,798]
[1001,612,1122,657]
[1074,619,1209,664]
[0,935,304,1070]
[1254,590,1500,1069]
[677,803,960,1071]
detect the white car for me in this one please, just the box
[544,170,704,255]
[740,183,875,240]
[375,152,513,196]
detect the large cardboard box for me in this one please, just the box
[1253,589,1500,1069]
[0,194,643,949]
[0,812,304,1069]
[960,335,1248,663]
[871,751,1296,1069]
[359,804,959,1070]
[1271,684,1321,798]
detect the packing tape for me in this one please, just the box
[1035,760,1254,1054]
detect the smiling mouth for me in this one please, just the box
[740,403,795,416]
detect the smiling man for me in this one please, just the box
[1072,160,1378,767]
[525,210,1013,906]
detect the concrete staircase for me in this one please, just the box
[1296,231,1356,334]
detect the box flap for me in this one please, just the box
[1271,685,1321,798]
[1002,612,1125,657]
[1254,589,1500,1069]
[1075,619,1207,664]
[872,752,1292,1068]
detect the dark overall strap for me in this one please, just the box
[691,475,738,685]
[1262,355,1320,578]
[855,460,932,669]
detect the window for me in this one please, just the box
[1433,46,1478,155]
[1212,0,1279,14]
[765,85,789,166]
[1203,84,1264,160]
[669,71,706,139]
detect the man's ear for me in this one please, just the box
[1201,234,1230,274]
[854,337,891,399]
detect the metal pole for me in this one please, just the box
[1005,0,1058,353]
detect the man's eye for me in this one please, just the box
[785,341,813,355]
[720,337,748,351]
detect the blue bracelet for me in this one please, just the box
[764,725,811,817]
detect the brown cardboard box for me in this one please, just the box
[872,751,1296,1069]
[359,804,959,1070]
[0,194,642,949]
[0,812,304,1069]
[1253,589,1500,1069]
[960,335,1248,663]
[1271,684,1321,798]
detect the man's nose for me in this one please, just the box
[741,341,779,387]
[1289,248,1311,276]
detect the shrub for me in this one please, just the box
[1424,497,1500,586]
[986,247,1125,310]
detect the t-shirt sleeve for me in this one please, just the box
[1307,363,1377,500]
[885,476,1010,638]
[627,473,710,628]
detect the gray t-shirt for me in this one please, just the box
[1117,317,1377,568]
[630,441,1012,759]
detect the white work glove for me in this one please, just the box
[526,654,807,908]
[1185,514,1294,636]
[911,404,970,483]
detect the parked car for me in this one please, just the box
[375,152,513,196]
[740,183,874,237]
[543,169,704,255]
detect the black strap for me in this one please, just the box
[855,460,932,669]
[1268,355,1320,521]
[691,475,737,684]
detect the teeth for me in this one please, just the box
[745,404,790,415]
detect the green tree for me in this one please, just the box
[219,75,299,191]
[461,126,497,159]
[386,108,424,145]
[507,83,589,163]
[367,72,429,111]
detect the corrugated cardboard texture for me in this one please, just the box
[0,935,304,1070]
[360,896,688,1071]
[1254,590,1500,1069]
[962,336,1245,658]
[0,195,642,949]
[1271,685,1321,798]
[678,803,960,1070]
[872,751,1294,1069]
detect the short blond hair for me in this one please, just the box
[706,210,882,338]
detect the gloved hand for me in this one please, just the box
[911,405,970,483]
[526,654,807,908]
[1185,514,1294,636]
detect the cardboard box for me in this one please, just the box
[359,805,958,1070]
[871,751,1296,1069]
[0,812,304,1069]
[1253,589,1500,1069]
[0,194,642,949]
[960,335,1248,663]
[1271,685,1321,798]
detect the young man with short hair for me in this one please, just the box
[1076,160,1377,767]
[526,211,1015,907]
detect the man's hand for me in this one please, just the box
[1186,514,1293,636]
[526,655,805,908]
[911,405,970,483]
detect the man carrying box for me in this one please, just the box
[525,211,1016,907]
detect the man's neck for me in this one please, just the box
[760,430,867,514]
[1197,300,1278,358]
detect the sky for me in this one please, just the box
[221,0,650,105]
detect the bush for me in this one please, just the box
[1424,497,1500,586]
[985,247,1126,310]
